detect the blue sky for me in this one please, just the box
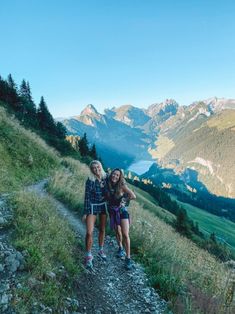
[1,0,235,117]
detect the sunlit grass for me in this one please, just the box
[48,158,235,313]
[0,106,60,193]
[10,191,82,312]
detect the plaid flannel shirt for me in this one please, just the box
[83,177,108,215]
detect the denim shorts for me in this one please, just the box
[120,208,129,219]
[88,202,108,215]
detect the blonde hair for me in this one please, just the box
[89,160,106,181]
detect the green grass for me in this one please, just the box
[10,191,82,313]
[0,107,60,193]
[175,199,235,253]
[48,158,235,313]
[131,185,175,224]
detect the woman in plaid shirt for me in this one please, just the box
[82,160,108,268]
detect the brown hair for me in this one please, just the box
[108,168,126,198]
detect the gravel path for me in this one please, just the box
[27,180,169,313]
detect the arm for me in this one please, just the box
[122,184,136,200]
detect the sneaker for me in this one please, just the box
[98,250,107,260]
[85,255,93,268]
[125,258,133,270]
[117,247,126,259]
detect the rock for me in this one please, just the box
[0,264,4,272]
[0,283,10,293]
[0,217,6,225]
[46,271,56,280]
[28,277,43,288]
[0,293,9,305]
[5,254,20,272]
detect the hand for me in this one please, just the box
[82,215,87,223]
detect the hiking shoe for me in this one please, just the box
[117,247,126,259]
[85,255,93,268]
[125,258,133,270]
[98,250,107,260]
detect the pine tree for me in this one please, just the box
[55,121,67,138]
[7,74,17,91]
[19,79,37,125]
[37,96,56,133]
[78,133,89,156]
[6,74,21,110]
[90,143,98,159]
[175,209,191,237]
[210,232,217,243]
[19,79,28,100]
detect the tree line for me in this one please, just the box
[0,73,98,162]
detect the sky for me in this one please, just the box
[1,0,235,117]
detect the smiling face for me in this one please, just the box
[111,170,121,184]
[91,163,102,178]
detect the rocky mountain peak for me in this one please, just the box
[147,99,179,117]
[204,97,235,112]
[111,104,150,127]
[80,104,99,116]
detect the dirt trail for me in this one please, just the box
[28,180,169,314]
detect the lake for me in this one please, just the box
[128,160,154,175]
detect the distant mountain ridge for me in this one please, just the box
[60,97,235,198]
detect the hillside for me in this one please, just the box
[150,108,235,198]
[48,158,235,313]
[0,107,60,192]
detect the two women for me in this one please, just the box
[83,161,136,270]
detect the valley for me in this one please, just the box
[171,195,235,253]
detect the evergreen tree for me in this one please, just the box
[19,79,37,125]
[19,79,28,100]
[175,209,191,237]
[0,74,20,111]
[210,232,217,243]
[8,74,21,109]
[78,133,89,156]
[37,96,56,133]
[55,121,67,138]
[90,143,98,159]
[7,74,17,91]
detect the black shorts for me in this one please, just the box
[120,209,129,220]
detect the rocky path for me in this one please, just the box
[29,180,169,314]
[1,181,169,313]
[0,196,26,313]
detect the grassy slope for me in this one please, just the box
[175,198,235,252]
[48,158,234,314]
[11,192,81,313]
[131,185,175,224]
[0,107,60,192]
[0,107,82,312]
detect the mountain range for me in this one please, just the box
[61,97,235,199]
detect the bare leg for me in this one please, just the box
[98,214,107,247]
[121,219,130,258]
[115,225,123,248]
[85,214,96,252]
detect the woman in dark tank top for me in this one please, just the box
[107,168,136,270]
